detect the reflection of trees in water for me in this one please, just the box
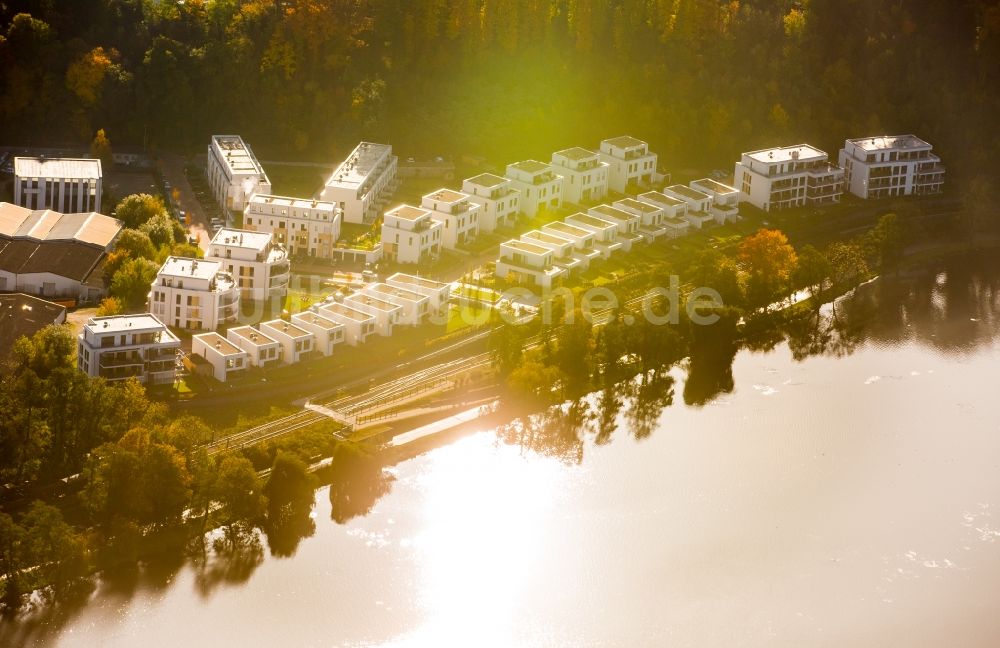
[496,399,591,464]
[623,370,675,441]
[328,443,396,525]
[194,523,264,597]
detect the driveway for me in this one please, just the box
[158,153,212,253]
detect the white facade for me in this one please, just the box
[381,204,443,264]
[292,310,345,356]
[260,319,315,364]
[421,189,480,249]
[496,239,566,288]
[206,228,289,302]
[362,283,430,325]
[564,213,623,258]
[734,144,845,212]
[551,147,609,204]
[612,198,666,242]
[206,135,271,217]
[521,230,584,274]
[839,135,945,199]
[461,174,520,233]
[541,221,601,267]
[505,161,563,218]
[227,325,282,368]
[588,204,642,251]
[598,136,658,194]
[637,192,691,238]
[148,257,240,331]
[318,302,376,346]
[386,273,451,317]
[689,178,741,224]
[343,293,402,337]
[14,158,102,214]
[191,332,249,382]
[77,314,179,385]
[321,142,397,224]
[244,194,341,259]
[663,185,715,228]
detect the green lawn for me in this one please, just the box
[267,164,329,198]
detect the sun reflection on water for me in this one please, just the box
[385,433,565,647]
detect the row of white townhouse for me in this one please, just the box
[189,273,450,382]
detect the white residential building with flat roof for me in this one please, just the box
[148,257,239,331]
[321,142,397,224]
[588,204,642,251]
[191,332,248,382]
[421,189,480,249]
[362,283,430,325]
[206,228,289,302]
[663,185,715,228]
[292,310,345,356]
[381,204,443,264]
[598,136,658,193]
[462,173,520,233]
[505,160,563,218]
[839,135,945,199]
[244,194,341,259]
[206,135,271,217]
[318,302,376,346]
[344,292,402,337]
[260,319,314,364]
[227,325,282,368]
[637,191,691,238]
[541,221,601,267]
[77,314,179,385]
[496,239,566,288]
[564,212,624,258]
[14,158,103,214]
[521,230,584,274]
[386,273,451,316]
[689,178,741,224]
[551,147,609,204]
[612,198,667,242]
[734,144,845,212]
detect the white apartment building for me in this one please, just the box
[462,173,520,233]
[588,204,642,251]
[505,160,563,217]
[689,178,741,224]
[564,213,624,258]
[421,189,480,249]
[663,185,715,228]
[734,144,845,212]
[321,142,397,224]
[386,273,451,317]
[612,198,667,242]
[362,283,430,325]
[838,135,945,199]
[206,135,272,218]
[318,302,376,346]
[206,228,289,302]
[344,292,402,337]
[14,157,102,214]
[598,136,658,194]
[550,147,609,204]
[496,239,566,288]
[227,325,282,368]
[244,194,341,259]
[191,332,249,382]
[77,314,179,385]
[148,257,240,331]
[637,191,691,238]
[541,221,602,267]
[522,230,585,275]
[381,204,443,264]
[292,310,345,356]
[260,319,315,364]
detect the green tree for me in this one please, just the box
[110,257,158,309]
[115,193,166,229]
[793,244,832,302]
[140,213,177,249]
[262,452,316,526]
[866,213,904,270]
[114,229,157,260]
[826,241,869,289]
[20,501,89,602]
[0,512,25,608]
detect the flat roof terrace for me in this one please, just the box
[386,204,431,221]
[211,135,268,178]
[508,160,551,174]
[85,314,173,336]
[590,204,636,220]
[262,319,311,339]
[524,231,572,246]
[387,273,449,291]
[159,257,221,281]
[320,302,375,322]
[639,191,684,207]
[602,136,648,150]
[691,178,738,194]
[325,142,393,191]
[614,198,660,213]
[211,228,272,251]
[666,185,711,201]
[367,283,426,302]
[249,194,336,212]
[848,134,932,151]
[345,293,400,313]
[293,311,343,330]
[567,213,616,230]
[228,325,279,347]
[554,147,598,161]
[745,144,826,164]
[195,332,243,356]
[465,173,508,188]
[503,239,551,256]
[424,188,468,204]
[544,221,593,238]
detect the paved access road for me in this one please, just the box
[158,153,212,253]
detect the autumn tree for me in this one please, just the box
[738,229,799,310]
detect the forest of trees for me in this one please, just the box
[0,0,998,178]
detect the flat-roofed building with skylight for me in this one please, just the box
[14,157,103,214]
[206,135,271,217]
[320,142,397,224]
[292,310,345,356]
[78,314,179,385]
[191,332,249,382]
[226,325,282,368]
[734,144,845,212]
[462,173,520,233]
[838,135,944,199]
[260,319,315,364]
[318,302,376,346]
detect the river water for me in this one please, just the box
[6,252,1000,647]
